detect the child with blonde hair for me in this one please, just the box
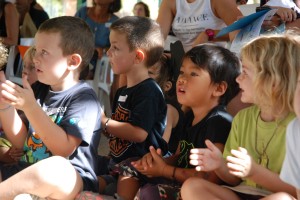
[181,31,300,200]
[0,46,37,164]
[22,46,38,85]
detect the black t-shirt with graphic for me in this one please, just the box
[23,81,102,192]
[177,105,232,168]
[166,98,185,154]
[110,78,168,164]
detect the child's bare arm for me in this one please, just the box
[227,146,296,197]
[162,104,179,143]
[23,103,82,157]
[249,162,296,197]
[0,72,28,148]
[1,74,81,157]
[102,114,148,142]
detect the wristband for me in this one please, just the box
[205,29,215,41]
[172,167,177,180]
[104,118,110,134]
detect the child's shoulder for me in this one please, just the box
[234,104,258,118]
[208,105,232,121]
[130,78,163,96]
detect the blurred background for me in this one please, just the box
[24,0,260,19]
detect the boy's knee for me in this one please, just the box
[182,177,206,194]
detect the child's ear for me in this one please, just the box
[163,81,172,92]
[135,49,145,64]
[67,54,82,70]
[213,81,227,97]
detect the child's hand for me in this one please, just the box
[132,146,166,177]
[226,147,254,178]
[8,147,24,161]
[189,140,223,172]
[0,71,11,108]
[131,153,153,172]
[0,73,35,111]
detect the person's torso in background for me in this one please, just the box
[172,0,226,51]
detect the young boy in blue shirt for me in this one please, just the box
[0,16,101,199]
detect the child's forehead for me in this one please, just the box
[35,31,61,47]
[110,30,128,41]
[182,57,204,70]
[240,58,253,70]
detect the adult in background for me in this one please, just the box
[133,1,150,18]
[0,0,19,46]
[75,0,121,79]
[157,0,242,52]
[16,0,49,38]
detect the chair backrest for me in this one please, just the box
[5,46,23,85]
[86,56,113,116]
[96,56,113,95]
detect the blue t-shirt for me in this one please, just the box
[75,6,119,48]
[21,81,102,192]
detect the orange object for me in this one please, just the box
[18,45,30,59]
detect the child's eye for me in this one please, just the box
[112,46,119,50]
[178,70,184,75]
[148,71,154,75]
[241,70,248,76]
[41,50,47,55]
[191,72,199,77]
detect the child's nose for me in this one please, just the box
[236,74,242,83]
[32,55,40,66]
[106,47,112,57]
[177,76,186,84]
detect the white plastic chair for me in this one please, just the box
[87,56,113,116]
[5,45,23,85]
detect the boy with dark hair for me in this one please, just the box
[131,44,241,200]
[98,16,168,199]
[0,16,101,199]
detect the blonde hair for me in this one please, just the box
[0,42,8,70]
[241,31,300,116]
[24,46,35,62]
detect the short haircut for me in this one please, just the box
[134,2,150,17]
[37,16,94,72]
[241,31,300,116]
[184,44,241,105]
[110,16,164,68]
